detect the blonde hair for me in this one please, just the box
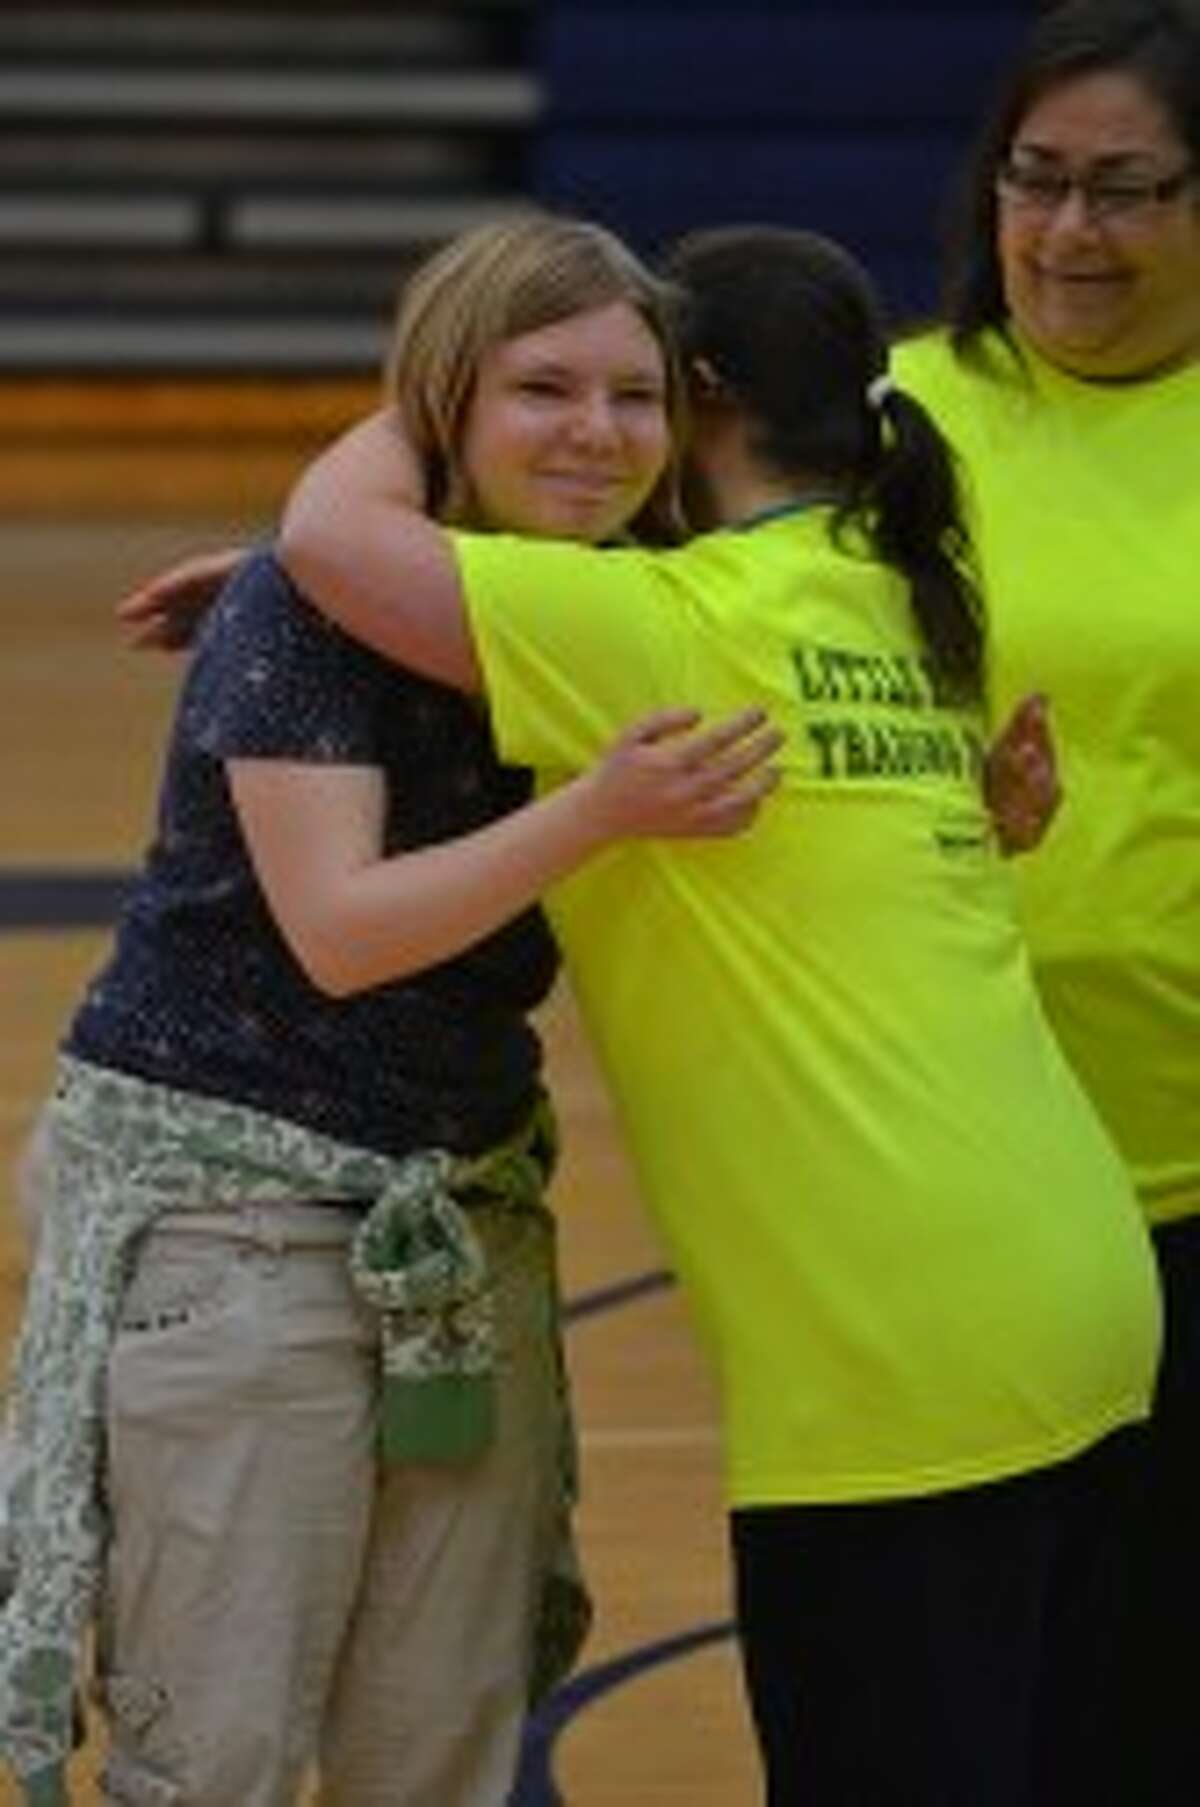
[383,212,686,544]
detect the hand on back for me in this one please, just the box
[984,693,1061,855]
[116,546,244,650]
[586,706,783,842]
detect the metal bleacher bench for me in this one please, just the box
[0,1,541,374]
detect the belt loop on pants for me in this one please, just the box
[247,1205,287,1270]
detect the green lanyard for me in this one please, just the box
[733,497,838,531]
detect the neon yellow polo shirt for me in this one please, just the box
[454,515,1159,1508]
[896,329,1200,1226]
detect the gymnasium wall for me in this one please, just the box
[532,2,1032,325]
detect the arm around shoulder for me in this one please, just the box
[277,411,482,691]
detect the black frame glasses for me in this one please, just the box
[995,159,1196,222]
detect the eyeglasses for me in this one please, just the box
[996,159,1196,222]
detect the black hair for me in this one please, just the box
[943,0,1200,346]
[663,226,983,701]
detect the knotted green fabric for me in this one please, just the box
[347,1112,559,1464]
[0,1057,581,1801]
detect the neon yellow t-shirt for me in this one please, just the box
[454,513,1159,1507]
[896,329,1200,1227]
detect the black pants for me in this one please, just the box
[730,1428,1142,1807]
[1110,1214,1200,1807]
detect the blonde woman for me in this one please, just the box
[0,218,779,1807]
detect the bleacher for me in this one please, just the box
[0,1,1038,372]
[0,0,539,374]
[0,0,1031,516]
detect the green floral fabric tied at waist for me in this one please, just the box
[0,1057,566,1802]
[349,1109,558,1465]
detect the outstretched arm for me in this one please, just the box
[230,706,782,997]
[277,411,478,689]
[114,409,444,664]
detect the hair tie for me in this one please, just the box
[866,373,895,411]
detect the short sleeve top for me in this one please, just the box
[67,549,558,1158]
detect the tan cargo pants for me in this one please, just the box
[95,1197,569,1807]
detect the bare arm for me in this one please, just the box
[277,411,478,689]
[114,410,445,666]
[229,706,781,997]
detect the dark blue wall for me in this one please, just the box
[532,3,1031,324]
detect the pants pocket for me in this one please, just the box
[117,1232,238,1336]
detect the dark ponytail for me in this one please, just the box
[664,226,984,701]
[838,384,982,701]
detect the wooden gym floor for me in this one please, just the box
[0,382,760,1804]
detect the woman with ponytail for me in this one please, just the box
[270,219,1160,1806]
[666,225,985,703]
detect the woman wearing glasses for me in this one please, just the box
[895,1,1200,1796]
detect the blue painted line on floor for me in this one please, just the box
[563,1266,673,1323]
[516,1275,707,1802]
[512,1620,737,1804]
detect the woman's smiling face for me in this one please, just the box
[998,67,1200,379]
[460,300,672,543]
